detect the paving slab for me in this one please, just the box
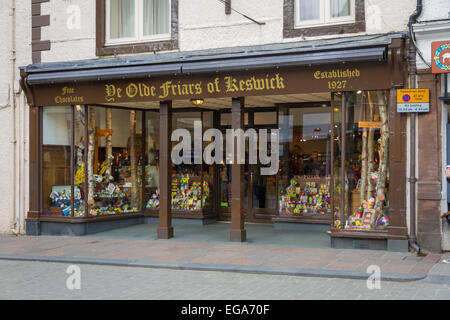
[0,233,443,282]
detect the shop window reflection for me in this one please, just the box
[338,90,390,231]
[145,110,213,212]
[144,111,160,210]
[42,106,72,217]
[278,106,332,218]
[74,105,86,217]
[86,107,143,216]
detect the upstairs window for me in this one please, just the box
[106,0,171,45]
[295,0,355,28]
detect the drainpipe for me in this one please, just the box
[407,0,423,254]
[9,0,17,235]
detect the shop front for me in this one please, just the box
[20,34,409,250]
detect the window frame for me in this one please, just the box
[283,0,365,38]
[96,0,178,56]
[105,0,172,46]
[294,0,356,28]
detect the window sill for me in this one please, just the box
[294,19,356,29]
[328,229,388,240]
[97,39,179,56]
[284,21,365,38]
[27,211,145,223]
[105,36,172,47]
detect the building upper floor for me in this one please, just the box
[26,0,448,64]
[1,0,450,105]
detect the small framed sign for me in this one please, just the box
[397,89,430,113]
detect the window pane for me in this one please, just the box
[42,106,72,217]
[143,0,170,36]
[145,111,160,210]
[171,112,203,211]
[110,0,135,39]
[87,107,143,216]
[340,91,390,231]
[278,107,332,218]
[220,112,249,126]
[330,0,350,17]
[254,112,277,125]
[202,112,214,210]
[298,0,321,21]
[74,105,86,217]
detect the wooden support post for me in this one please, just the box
[28,106,40,219]
[158,101,173,239]
[230,97,246,242]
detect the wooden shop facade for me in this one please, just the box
[20,33,410,250]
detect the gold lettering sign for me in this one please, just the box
[313,68,361,90]
[54,86,84,104]
[102,74,286,103]
[35,63,392,106]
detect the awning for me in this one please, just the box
[21,33,406,86]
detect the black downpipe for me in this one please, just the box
[407,0,422,254]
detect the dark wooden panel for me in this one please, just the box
[32,15,50,28]
[32,40,51,52]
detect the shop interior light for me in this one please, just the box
[357,90,363,94]
[190,98,204,106]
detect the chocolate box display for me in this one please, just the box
[279,176,331,216]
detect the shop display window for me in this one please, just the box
[86,106,143,216]
[73,105,86,216]
[146,111,213,212]
[42,106,72,217]
[144,111,160,210]
[171,112,211,211]
[278,106,332,218]
[334,91,390,231]
[201,111,214,211]
[218,111,253,211]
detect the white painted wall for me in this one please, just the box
[40,0,419,63]
[0,0,31,234]
[421,0,450,21]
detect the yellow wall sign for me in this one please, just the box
[397,89,430,113]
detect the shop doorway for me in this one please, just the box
[217,108,278,223]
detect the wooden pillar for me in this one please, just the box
[230,97,246,242]
[158,101,173,239]
[29,106,40,219]
[416,71,442,252]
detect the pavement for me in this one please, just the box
[1,259,450,300]
[0,222,446,283]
